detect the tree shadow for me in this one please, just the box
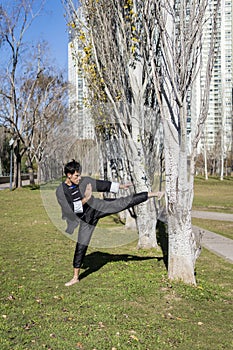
[79,251,163,281]
[156,219,168,270]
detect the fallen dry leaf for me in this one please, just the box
[130,334,139,341]
[98,321,105,328]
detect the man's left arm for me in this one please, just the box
[80,176,132,194]
[96,179,133,193]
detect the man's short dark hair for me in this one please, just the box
[64,160,82,175]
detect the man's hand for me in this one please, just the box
[82,183,92,204]
[148,191,165,200]
[157,191,164,200]
[119,183,133,190]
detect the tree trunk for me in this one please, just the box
[163,118,200,284]
[28,166,35,185]
[13,157,22,188]
[37,162,41,185]
[136,199,158,249]
[167,207,197,285]
[220,153,224,180]
[125,210,136,229]
[0,157,2,176]
[127,92,158,248]
[204,140,208,180]
[128,147,158,249]
[13,141,22,188]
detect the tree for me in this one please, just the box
[0,125,11,175]
[151,0,221,284]
[0,0,68,187]
[21,68,68,184]
[64,0,163,248]
[0,0,44,187]
[64,0,222,284]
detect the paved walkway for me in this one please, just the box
[192,225,233,264]
[191,211,233,264]
[0,180,30,190]
[0,182,10,190]
[192,210,233,222]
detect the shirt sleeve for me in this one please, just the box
[79,177,120,194]
[110,181,120,193]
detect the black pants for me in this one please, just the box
[73,192,148,268]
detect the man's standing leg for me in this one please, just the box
[65,221,95,286]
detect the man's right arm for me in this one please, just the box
[81,183,92,205]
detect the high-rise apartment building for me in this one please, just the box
[68,1,232,163]
[68,31,95,140]
[195,0,232,156]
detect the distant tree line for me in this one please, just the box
[0,0,69,186]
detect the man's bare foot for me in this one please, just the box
[148,191,164,200]
[65,277,79,287]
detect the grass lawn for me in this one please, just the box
[193,176,233,213]
[192,176,233,239]
[0,184,232,350]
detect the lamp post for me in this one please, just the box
[9,138,14,191]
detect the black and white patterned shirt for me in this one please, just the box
[56,176,120,217]
[68,184,83,213]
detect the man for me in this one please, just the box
[56,159,164,286]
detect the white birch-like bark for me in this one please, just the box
[220,0,226,181]
[64,0,161,248]
[152,0,220,284]
[203,138,209,180]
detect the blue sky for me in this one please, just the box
[25,1,68,73]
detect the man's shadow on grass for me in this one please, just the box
[79,252,164,281]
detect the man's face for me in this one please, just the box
[68,171,81,185]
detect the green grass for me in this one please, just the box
[192,176,233,238]
[0,186,232,350]
[193,176,233,213]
